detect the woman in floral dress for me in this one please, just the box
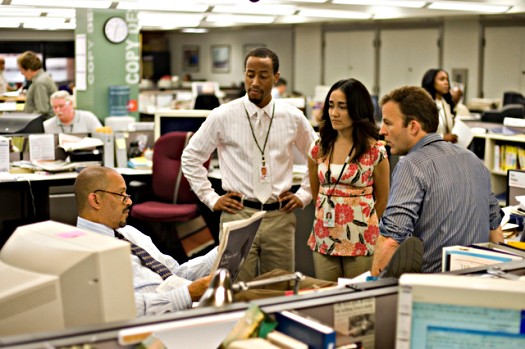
[308,78,390,281]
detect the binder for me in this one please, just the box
[92,132,114,168]
[275,310,336,349]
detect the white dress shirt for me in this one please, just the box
[181,95,317,210]
[77,217,217,317]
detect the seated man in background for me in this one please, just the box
[371,85,503,276]
[271,77,287,98]
[74,166,214,317]
[17,51,57,120]
[45,90,102,133]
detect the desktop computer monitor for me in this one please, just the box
[0,113,44,134]
[396,274,525,348]
[0,221,136,338]
[154,109,211,140]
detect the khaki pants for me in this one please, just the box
[220,207,296,283]
[234,269,337,302]
[313,251,373,282]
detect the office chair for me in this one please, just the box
[194,94,220,110]
[129,131,211,261]
[481,104,525,123]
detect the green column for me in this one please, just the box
[75,8,139,122]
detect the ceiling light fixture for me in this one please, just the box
[428,1,511,13]
[11,0,112,9]
[117,2,208,12]
[298,9,371,19]
[206,14,276,24]
[333,0,425,8]
[212,5,296,16]
[182,28,209,33]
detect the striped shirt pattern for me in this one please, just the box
[181,94,318,210]
[77,217,217,316]
[379,134,502,273]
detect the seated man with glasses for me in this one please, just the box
[44,90,102,134]
[74,166,215,317]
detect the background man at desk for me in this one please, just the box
[17,51,57,120]
[74,166,214,316]
[45,91,102,133]
[182,48,317,283]
[271,78,287,98]
[371,85,503,276]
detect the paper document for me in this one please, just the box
[452,118,474,148]
[58,135,104,152]
[211,211,265,281]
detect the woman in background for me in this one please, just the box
[422,69,458,143]
[307,78,389,281]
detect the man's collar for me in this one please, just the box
[408,133,443,154]
[243,94,274,118]
[77,216,116,238]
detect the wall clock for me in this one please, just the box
[104,17,128,44]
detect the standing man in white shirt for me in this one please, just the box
[0,56,7,94]
[182,47,317,283]
[44,90,102,134]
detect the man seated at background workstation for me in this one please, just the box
[17,51,57,120]
[271,77,287,98]
[371,85,503,276]
[181,47,317,283]
[44,90,102,134]
[74,166,214,317]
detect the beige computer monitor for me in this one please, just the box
[0,221,136,337]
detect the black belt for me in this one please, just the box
[233,197,287,211]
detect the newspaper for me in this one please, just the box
[211,211,266,281]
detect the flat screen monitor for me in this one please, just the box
[397,274,525,349]
[0,112,44,134]
[154,109,211,140]
[0,221,136,338]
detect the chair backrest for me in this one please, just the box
[194,94,220,110]
[481,105,525,123]
[151,131,209,204]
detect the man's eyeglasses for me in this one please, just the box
[94,190,131,203]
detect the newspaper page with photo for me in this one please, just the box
[211,211,266,281]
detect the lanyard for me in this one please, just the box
[245,103,275,165]
[325,142,355,203]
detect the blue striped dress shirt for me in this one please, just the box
[77,217,217,316]
[379,134,502,273]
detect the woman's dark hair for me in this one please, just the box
[421,69,455,111]
[317,78,379,163]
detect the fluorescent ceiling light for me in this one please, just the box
[117,2,208,12]
[299,9,371,19]
[213,5,296,16]
[206,15,276,24]
[428,1,511,13]
[0,11,41,17]
[24,23,76,29]
[182,28,209,33]
[284,0,327,3]
[333,0,425,8]
[137,12,203,22]
[0,21,21,28]
[11,0,112,9]
[278,15,311,24]
[140,20,201,27]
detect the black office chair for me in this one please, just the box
[481,104,525,123]
[194,94,220,110]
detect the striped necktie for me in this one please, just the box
[114,230,173,280]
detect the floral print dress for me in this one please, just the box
[308,139,387,257]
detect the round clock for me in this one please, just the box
[104,17,128,44]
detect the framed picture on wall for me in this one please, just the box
[243,43,265,61]
[183,45,200,73]
[211,45,230,73]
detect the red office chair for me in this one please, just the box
[129,131,211,261]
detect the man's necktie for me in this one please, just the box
[252,110,272,203]
[114,230,173,280]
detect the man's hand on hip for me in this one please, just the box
[213,192,243,213]
[279,191,303,213]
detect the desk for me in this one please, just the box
[0,168,151,249]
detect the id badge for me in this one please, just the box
[259,165,270,182]
[323,208,335,227]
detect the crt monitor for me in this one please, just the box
[0,221,136,338]
[0,112,44,134]
[396,274,525,349]
[154,109,211,140]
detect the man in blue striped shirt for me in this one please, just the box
[74,166,215,316]
[371,86,503,275]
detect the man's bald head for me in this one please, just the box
[74,166,114,213]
